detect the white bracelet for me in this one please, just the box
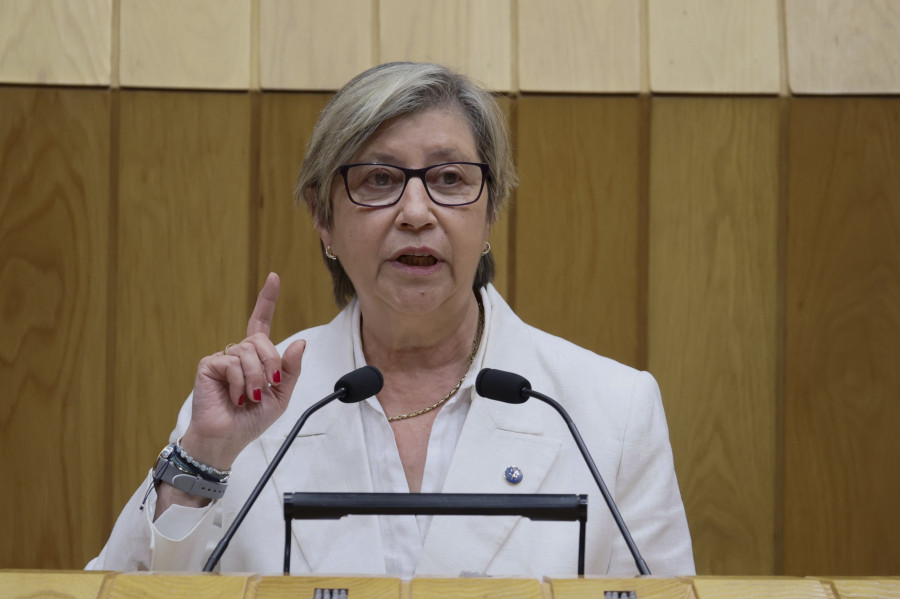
[175,436,232,481]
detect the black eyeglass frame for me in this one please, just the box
[337,161,490,208]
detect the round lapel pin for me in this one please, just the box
[504,466,523,485]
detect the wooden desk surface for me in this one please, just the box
[1,571,898,599]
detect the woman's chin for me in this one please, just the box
[370,282,461,316]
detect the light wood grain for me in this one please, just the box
[515,96,643,367]
[410,577,542,599]
[785,0,900,94]
[648,98,780,574]
[0,570,114,599]
[0,88,110,569]
[255,575,401,598]
[648,0,781,94]
[106,573,250,599]
[113,91,251,510]
[378,0,513,92]
[690,576,834,599]
[258,92,339,341]
[784,98,900,575]
[0,0,111,85]
[119,0,251,89]
[549,576,694,599]
[518,0,640,93]
[259,0,374,91]
[823,577,900,599]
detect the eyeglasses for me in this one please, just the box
[338,162,489,208]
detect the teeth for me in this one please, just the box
[398,255,437,266]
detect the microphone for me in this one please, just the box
[475,368,651,575]
[202,365,383,572]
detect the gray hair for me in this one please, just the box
[294,62,516,308]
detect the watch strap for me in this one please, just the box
[153,446,227,500]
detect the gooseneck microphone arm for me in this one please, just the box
[475,368,651,576]
[202,366,383,572]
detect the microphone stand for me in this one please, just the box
[524,388,651,575]
[203,366,382,572]
[202,392,344,571]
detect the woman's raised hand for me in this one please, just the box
[181,272,306,471]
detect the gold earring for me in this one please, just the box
[481,241,491,256]
[325,245,338,261]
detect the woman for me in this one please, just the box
[88,62,694,577]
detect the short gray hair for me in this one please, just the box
[294,62,516,308]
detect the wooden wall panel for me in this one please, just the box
[487,95,513,299]
[113,91,251,509]
[259,0,374,91]
[786,0,900,95]
[378,0,513,92]
[649,98,780,574]
[518,0,640,93]
[0,88,110,568]
[0,0,111,85]
[258,92,338,341]
[785,98,900,575]
[119,0,251,89]
[648,0,781,94]
[515,96,642,367]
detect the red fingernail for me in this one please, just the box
[273,370,281,384]
[253,388,262,402]
[238,395,245,406]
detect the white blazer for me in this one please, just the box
[89,285,694,577]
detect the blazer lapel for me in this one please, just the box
[415,395,562,575]
[258,304,386,575]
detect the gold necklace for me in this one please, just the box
[387,297,485,422]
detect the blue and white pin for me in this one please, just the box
[504,466,523,485]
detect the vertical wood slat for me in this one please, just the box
[113,91,252,509]
[488,95,514,300]
[378,0,513,92]
[785,0,900,95]
[648,98,780,574]
[259,0,374,91]
[119,0,251,89]
[648,0,781,94]
[518,0,641,93]
[784,98,900,575]
[0,0,112,85]
[258,92,339,342]
[0,88,111,568]
[515,96,643,368]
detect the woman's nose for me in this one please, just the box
[396,177,436,228]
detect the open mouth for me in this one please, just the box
[397,254,438,267]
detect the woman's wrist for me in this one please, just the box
[179,429,239,472]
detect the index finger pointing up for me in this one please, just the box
[247,272,280,338]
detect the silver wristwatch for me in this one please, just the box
[153,444,227,500]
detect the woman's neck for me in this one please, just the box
[360,292,481,375]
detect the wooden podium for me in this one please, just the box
[2,571,899,598]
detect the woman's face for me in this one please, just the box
[318,106,490,317]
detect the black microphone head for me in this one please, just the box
[475,368,531,404]
[335,366,384,403]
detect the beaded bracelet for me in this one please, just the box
[174,437,232,482]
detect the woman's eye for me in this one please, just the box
[365,170,395,187]
[431,169,463,186]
